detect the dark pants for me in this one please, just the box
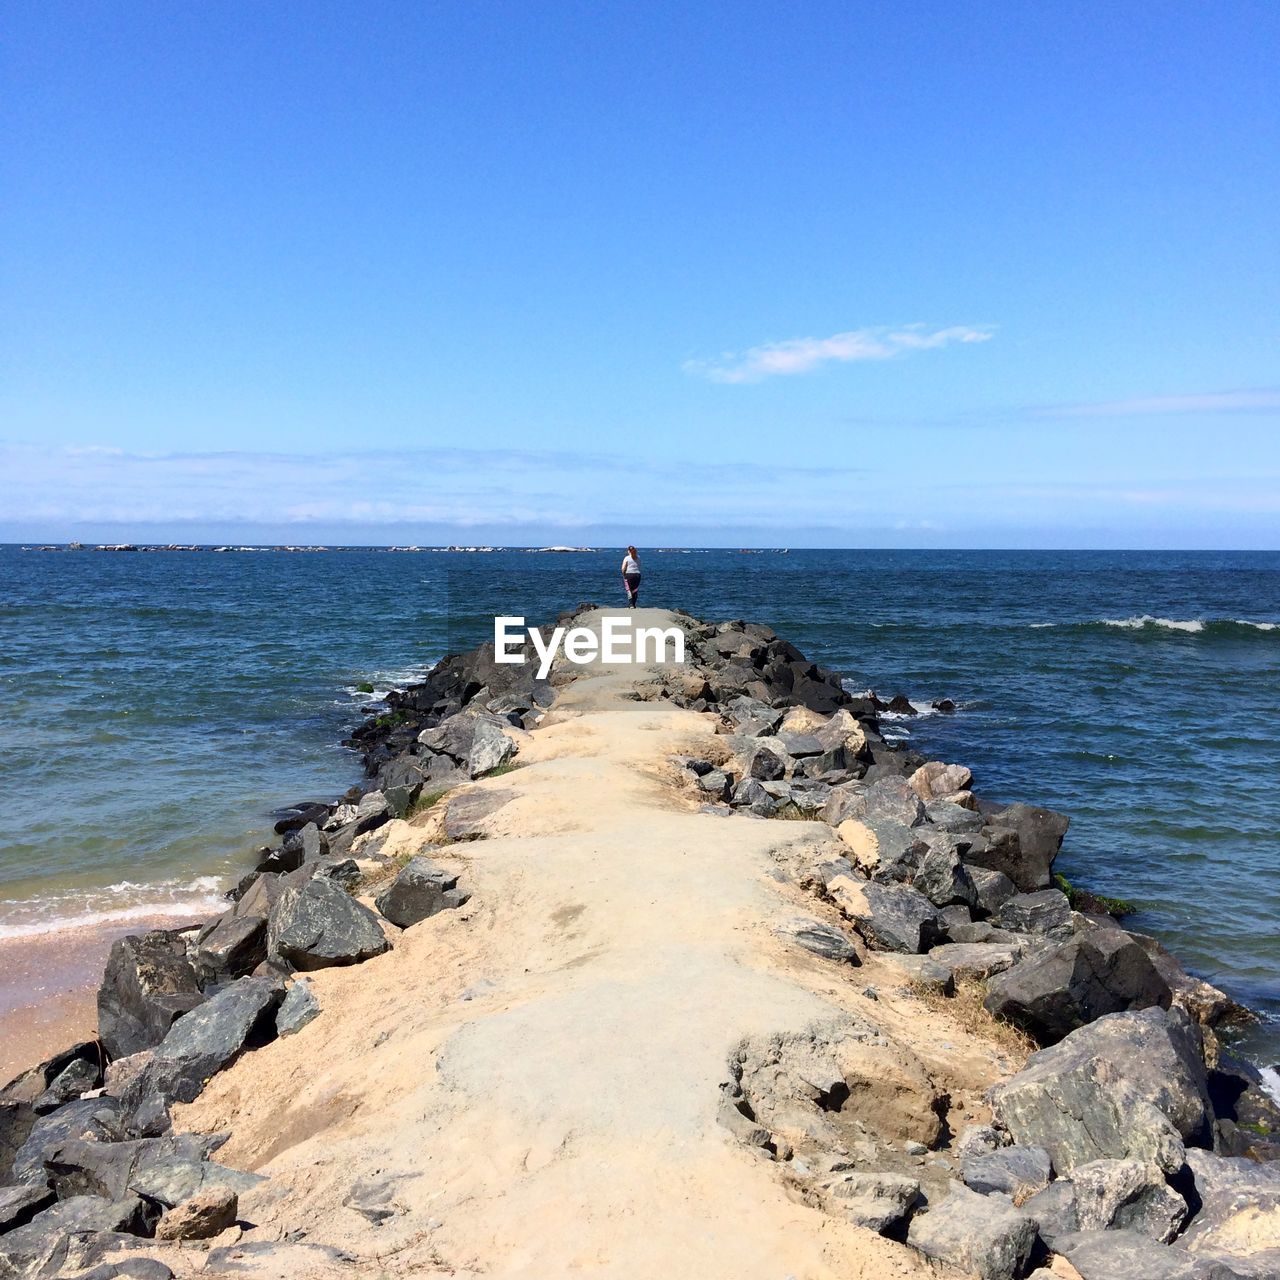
[624,572,641,607]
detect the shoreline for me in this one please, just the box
[3,607,1279,1277]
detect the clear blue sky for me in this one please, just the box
[3,1,1278,546]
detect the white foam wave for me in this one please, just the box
[1237,620,1278,631]
[1261,1065,1280,1108]
[0,877,228,942]
[1102,616,1205,633]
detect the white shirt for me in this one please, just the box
[622,555,640,575]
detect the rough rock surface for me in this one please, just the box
[906,1182,1037,1280]
[268,876,392,970]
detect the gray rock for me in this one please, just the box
[1179,1147,1280,1269]
[1069,1157,1187,1242]
[827,1171,920,1233]
[268,876,392,970]
[0,1195,152,1275]
[955,1124,1005,1160]
[929,941,1021,979]
[826,877,944,955]
[969,865,1019,915]
[998,888,1074,940]
[276,979,321,1035]
[748,744,788,781]
[1054,1228,1248,1280]
[97,931,205,1061]
[821,783,868,827]
[730,778,779,816]
[859,818,929,883]
[774,917,860,964]
[10,1096,122,1185]
[44,1133,262,1208]
[697,769,731,799]
[914,832,978,908]
[961,1144,1052,1203]
[988,1007,1210,1174]
[442,787,517,840]
[864,776,926,827]
[906,1181,1037,1280]
[468,719,517,777]
[984,918,1173,1043]
[776,731,823,758]
[983,803,1070,890]
[375,857,470,929]
[193,912,268,983]
[123,977,284,1131]
[891,954,955,995]
[925,799,984,833]
[0,1181,54,1231]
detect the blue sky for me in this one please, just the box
[3,1,1278,547]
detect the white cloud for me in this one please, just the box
[1044,389,1280,417]
[684,324,994,383]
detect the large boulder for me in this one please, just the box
[864,776,925,827]
[982,803,1069,890]
[468,719,517,777]
[268,876,392,970]
[0,1041,103,1115]
[913,832,978,908]
[961,1144,1053,1204]
[1053,1228,1247,1280]
[0,1195,153,1275]
[192,912,268,984]
[835,818,927,882]
[773,917,861,965]
[988,1007,1211,1174]
[906,1182,1037,1280]
[908,761,973,803]
[0,1182,55,1232]
[1178,1148,1280,1273]
[9,1096,123,1185]
[122,976,284,1133]
[998,888,1074,941]
[826,876,944,954]
[97,931,205,1061]
[374,858,470,929]
[984,917,1172,1043]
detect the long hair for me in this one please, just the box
[627,545,638,563]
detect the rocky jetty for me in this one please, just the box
[2,606,1277,1279]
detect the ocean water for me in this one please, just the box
[1,546,1277,1060]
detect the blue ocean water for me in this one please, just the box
[1,546,1277,1058]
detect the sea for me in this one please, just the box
[1,545,1277,1065]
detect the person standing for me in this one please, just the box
[621,546,641,608]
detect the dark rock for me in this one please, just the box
[998,888,1074,941]
[730,778,779,816]
[914,833,978,908]
[906,1181,1036,1280]
[97,931,205,1061]
[272,802,329,835]
[122,977,284,1132]
[925,799,984,833]
[929,941,1022,980]
[989,1007,1211,1174]
[375,857,469,929]
[1064,1157,1187,1242]
[969,865,1019,916]
[984,917,1172,1043]
[10,1096,123,1185]
[0,1181,55,1231]
[748,744,788,781]
[961,1144,1052,1202]
[886,695,916,715]
[193,913,268,984]
[985,803,1070,890]
[0,1195,153,1275]
[821,783,868,827]
[827,876,945,954]
[268,877,392,970]
[774,917,860,964]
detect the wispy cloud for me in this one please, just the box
[1042,389,1280,417]
[683,324,994,384]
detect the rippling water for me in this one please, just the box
[1,546,1276,1058]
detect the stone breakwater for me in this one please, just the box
[1,607,1279,1279]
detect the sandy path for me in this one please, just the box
[176,611,1001,1278]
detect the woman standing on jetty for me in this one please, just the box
[621,546,641,608]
